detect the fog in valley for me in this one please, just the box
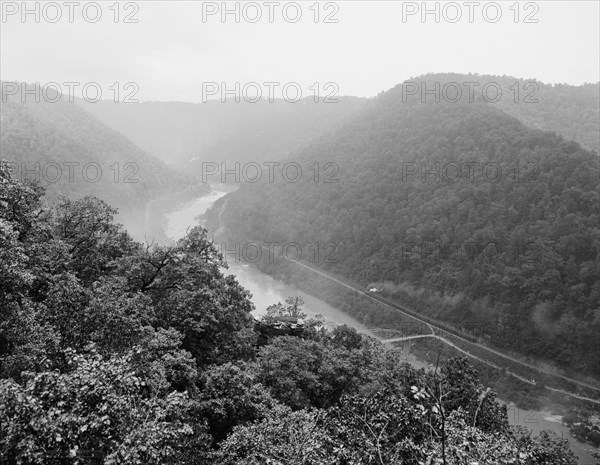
[1,2,599,464]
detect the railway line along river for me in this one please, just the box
[162,185,598,465]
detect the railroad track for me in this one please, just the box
[292,260,600,398]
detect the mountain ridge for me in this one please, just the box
[208,80,600,378]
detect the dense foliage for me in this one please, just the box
[409,74,599,153]
[0,161,581,463]
[212,83,600,378]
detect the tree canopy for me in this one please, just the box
[0,160,582,463]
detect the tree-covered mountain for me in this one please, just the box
[81,74,598,170]
[0,162,580,464]
[80,96,367,168]
[0,83,192,210]
[210,79,600,378]
[402,73,599,154]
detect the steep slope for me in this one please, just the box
[0,85,190,208]
[411,73,599,153]
[1,160,580,464]
[80,74,598,170]
[211,79,600,377]
[80,97,367,168]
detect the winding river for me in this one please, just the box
[162,185,598,465]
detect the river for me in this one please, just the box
[162,185,598,465]
[163,185,383,329]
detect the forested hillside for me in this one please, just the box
[211,81,600,378]
[406,74,599,153]
[0,83,191,209]
[0,162,580,464]
[79,75,599,172]
[81,96,367,168]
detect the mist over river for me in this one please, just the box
[163,185,383,329]
[162,186,597,465]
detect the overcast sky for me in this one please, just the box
[1,1,599,102]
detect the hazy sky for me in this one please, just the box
[1,1,599,102]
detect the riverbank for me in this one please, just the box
[162,188,599,465]
[234,254,599,465]
[164,183,238,240]
[119,182,211,243]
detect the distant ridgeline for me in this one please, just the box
[405,73,599,154]
[79,73,598,169]
[0,82,193,212]
[211,74,600,378]
[79,94,368,170]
